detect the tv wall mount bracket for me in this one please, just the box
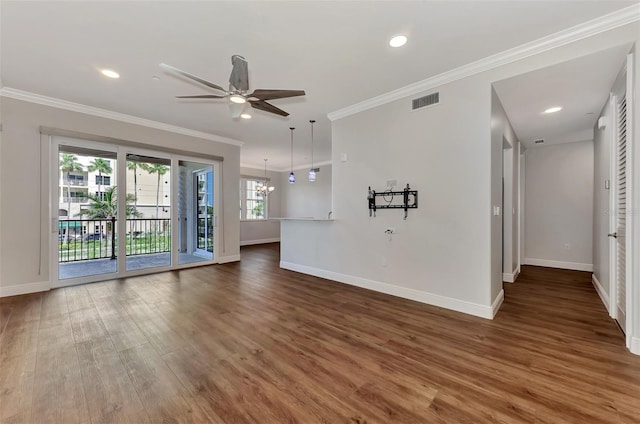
[367,184,418,220]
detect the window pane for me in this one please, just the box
[240,178,268,220]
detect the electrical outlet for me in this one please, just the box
[564,243,570,250]
[381,256,388,267]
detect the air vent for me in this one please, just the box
[412,92,439,110]
[534,139,544,144]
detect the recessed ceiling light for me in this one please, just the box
[543,106,562,114]
[389,34,408,48]
[100,69,120,79]
[240,113,252,119]
[229,94,246,104]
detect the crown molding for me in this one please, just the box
[242,159,333,173]
[328,4,640,122]
[240,162,280,172]
[278,160,333,173]
[0,87,245,147]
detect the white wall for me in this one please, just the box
[593,96,614,298]
[280,164,332,218]
[240,166,281,245]
[513,143,520,273]
[281,18,639,320]
[524,140,594,270]
[520,148,525,264]
[283,75,496,317]
[0,97,241,294]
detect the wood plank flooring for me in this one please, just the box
[1,243,639,423]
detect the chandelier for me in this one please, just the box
[257,158,275,196]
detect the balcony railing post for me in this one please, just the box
[110,216,116,260]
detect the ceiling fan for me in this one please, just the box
[160,55,305,118]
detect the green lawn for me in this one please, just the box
[58,233,171,262]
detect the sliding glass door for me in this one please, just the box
[125,153,172,272]
[51,138,219,287]
[178,161,215,265]
[55,140,119,282]
[195,169,214,257]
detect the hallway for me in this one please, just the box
[0,245,638,423]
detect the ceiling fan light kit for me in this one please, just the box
[160,55,306,118]
[229,94,246,104]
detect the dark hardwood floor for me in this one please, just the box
[1,243,638,423]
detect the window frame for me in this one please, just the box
[239,177,269,221]
[95,175,111,185]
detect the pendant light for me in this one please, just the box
[308,119,316,182]
[288,127,296,184]
[256,159,275,196]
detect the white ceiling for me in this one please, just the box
[1,1,636,169]
[493,43,632,149]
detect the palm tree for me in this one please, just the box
[79,186,140,219]
[59,153,84,226]
[126,161,139,208]
[79,186,140,260]
[140,163,169,219]
[88,158,112,199]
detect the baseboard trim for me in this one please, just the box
[491,290,505,318]
[631,337,640,356]
[524,258,593,272]
[218,254,241,264]
[240,238,280,246]
[0,281,50,298]
[280,261,496,319]
[502,266,520,283]
[591,274,611,313]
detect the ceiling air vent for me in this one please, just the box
[534,139,544,144]
[412,92,439,110]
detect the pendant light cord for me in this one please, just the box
[310,120,315,170]
[290,127,294,173]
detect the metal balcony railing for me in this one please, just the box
[58,218,171,263]
[61,197,88,203]
[68,180,88,186]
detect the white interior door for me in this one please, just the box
[614,92,628,334]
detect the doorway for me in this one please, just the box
[608,55,633,339]
[178,161,216,265]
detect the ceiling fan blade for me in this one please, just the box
[159,63,226,93]
[229,55,249,92]
[176,94,226,99]
[249,100,289,117]
[247,89,306,100]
